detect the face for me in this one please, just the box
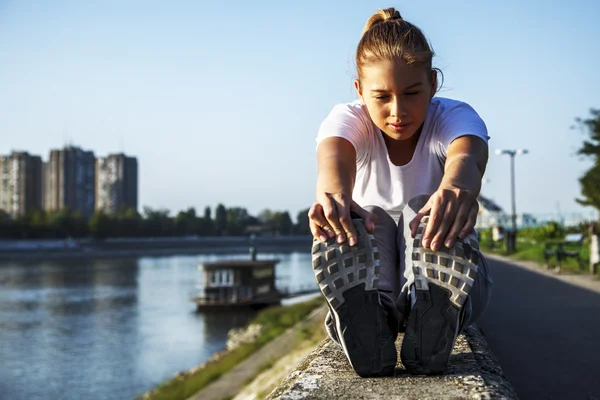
[355,59,436,141]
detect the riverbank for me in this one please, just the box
[139,296,325,400]
[0,235,312,261]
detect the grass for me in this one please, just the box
[481,237,591,274]
[243,306,327,400]
[139,296,324,400]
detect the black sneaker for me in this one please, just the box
[311,220,397,377]
[401,216,480,375]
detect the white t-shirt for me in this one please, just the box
[316,97,489,214]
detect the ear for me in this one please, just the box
[354,79,365,103]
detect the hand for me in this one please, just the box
[409,185,478,251]
[308,193,377,246]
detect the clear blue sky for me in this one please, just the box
[1,0,599,222]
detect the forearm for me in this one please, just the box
[440,154,485,196]
[316,155,356,196]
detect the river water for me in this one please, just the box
[0,251,316,400]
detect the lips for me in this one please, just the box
[388,122,411,132]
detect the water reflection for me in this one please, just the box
[0,251,315,400]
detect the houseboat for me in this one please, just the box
[193,258,283,310]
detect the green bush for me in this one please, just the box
[519,221,565,242]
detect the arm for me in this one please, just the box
[310,103,377,245]
[441,135,488,197]
[316,137,357,198]
[411,135,488,251]
[309,137,360,244]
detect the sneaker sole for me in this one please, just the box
[401,216,480,375]
[311,220,396,377]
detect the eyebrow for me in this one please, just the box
[370,82,423,93]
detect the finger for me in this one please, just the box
[308,203,334,239]
[323,194,347,243]
[337,211,357,246]
[350,201,378,233]
[443,204,471,248]
[410,203,430,237]
[431,201,457,251]
[423,197,447,248]
[458,205,479,239]
[309,219,329,242]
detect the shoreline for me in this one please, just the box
[140,297,325,400]
[0,235,313,261]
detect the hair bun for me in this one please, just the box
[362,8,403,35]
[384,8,403,21]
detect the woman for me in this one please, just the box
[309,8,493,377]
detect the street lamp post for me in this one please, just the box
[495,148,529,253]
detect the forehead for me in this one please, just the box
[360,59,428,89]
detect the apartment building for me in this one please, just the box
[95,153,138,214]
[43,146,96,218]
[0,151,43,217]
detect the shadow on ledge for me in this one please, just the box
[267,326,518,399]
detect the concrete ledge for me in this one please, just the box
[268,326,517,399]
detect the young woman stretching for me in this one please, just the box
[309,8,493,377]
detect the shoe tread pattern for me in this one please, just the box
[411,216,480,308]
[311,220,380,310]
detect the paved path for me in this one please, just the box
[478,255,600,400]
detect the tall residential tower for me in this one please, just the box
[95,153,138,214]
[43,146,96,218]
[0,151,43,217]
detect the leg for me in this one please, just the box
[314,206,399,377]
[398,195,493,374]
[364,206,404,330]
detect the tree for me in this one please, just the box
[197,206,213,236]
[115,207,142,237]
[0,209,11,238]
[294,207,311,235]
[89,211,112,239]
[142,207,173,237]
[575,108,600,214]
[215,204,227,236]
[175,207,198,236]
[258,209,273,225]
[226,207,251,235]
[47,209,88,238]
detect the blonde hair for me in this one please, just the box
[356,8,439,87]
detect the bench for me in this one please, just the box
[543,233,585,271]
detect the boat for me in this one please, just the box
[192,258,285,310]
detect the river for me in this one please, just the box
[0,251,316,400]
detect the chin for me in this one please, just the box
[382,129,416,141]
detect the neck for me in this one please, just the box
[382,123,424,166]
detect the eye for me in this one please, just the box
[405,91,420,96]
[374,95,389,100]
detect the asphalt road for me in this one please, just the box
[477,257,600,400]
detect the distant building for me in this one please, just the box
[476,194,538,230]
[43,146,96,218]
[95,153,138,214]
[476,195,507,229]
[0,151,43,217]
[516,213,538,228]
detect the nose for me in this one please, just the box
[390,97,405,118]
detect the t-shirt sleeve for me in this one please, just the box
[316,103,371,164]
[435,102,490,159]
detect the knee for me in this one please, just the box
[361,205,396,229]
[407,194,430,212]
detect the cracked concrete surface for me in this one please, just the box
[267,326,517,399]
